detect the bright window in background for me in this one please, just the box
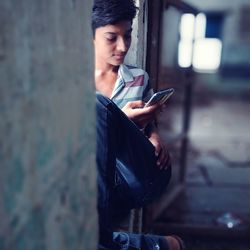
[178,12,223,73]
[178,14,195,68]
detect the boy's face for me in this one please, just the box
[94,20,132,66]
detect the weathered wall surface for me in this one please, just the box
[0,0,97,249]
[125,0,148,68]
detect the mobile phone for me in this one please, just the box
[144,88,174,107]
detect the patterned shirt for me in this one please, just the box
[111,64,153,108]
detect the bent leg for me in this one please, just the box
[96,94,176,249]
[96,94,171,214]
[96,94,118,247]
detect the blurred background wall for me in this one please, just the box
[160,0,250,94]
[186,0,250,67]
[0,1,97,249]
[149,0,250,249]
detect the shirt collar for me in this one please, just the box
[119,64,134,82]
[111,64,134,99]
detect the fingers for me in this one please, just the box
[157,147,171,170]
[127,101,160,119]
[143,103,160,113]
[122,101,164,128]
[148,134,171,170]
[154,143,161,157]
[126,100,145,109]
[132,108,158,128]
[124,100,163,114]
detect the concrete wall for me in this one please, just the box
[125,0,148,68]
[0,1,97,250]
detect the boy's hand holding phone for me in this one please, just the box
[122,100,159,128]
[122,88,174,128]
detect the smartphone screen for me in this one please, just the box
[144,88,174,107]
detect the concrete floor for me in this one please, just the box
[152,94,250,249]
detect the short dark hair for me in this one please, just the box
[92,0,138,36]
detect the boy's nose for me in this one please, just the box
[117,38,127,52]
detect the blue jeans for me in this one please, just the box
[96,94,171,249]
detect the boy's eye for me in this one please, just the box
[106,36,117,42]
